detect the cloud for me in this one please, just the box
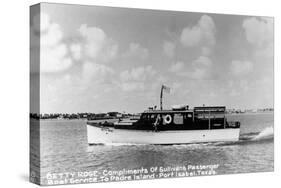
[170,56,213,79]
[180,15,216,47]
[192,56,212,67]
[242,17,273,59]
[229,89,240,97]
[41,23,63,47]
[170,61,185,73]
[82,61,114,83]
[120,65,156,82]
[170,82,184,94]
[242,17,273,47]
[70,44,81,60]
[239,80,249,92]
[228,80,250,97]
[177,15,216,80]
[163,41,175,58]
[120,82,145,92]
[41,44,72,73]
[39,13,72,73]
[201,47,212,56]
[188,56,212,79]
[78,24,118,62]
[119,66,156,91]
[231,60,253,75]
[122,42,149,60]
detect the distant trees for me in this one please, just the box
[29,111,135,120]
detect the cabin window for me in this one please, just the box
[150,114,156,119]
[150,114,157,121]
[197,112,225,119]
[142,114,157,121]
[173,113,184,125]
[141,114,149,120]
[213,114,225,118]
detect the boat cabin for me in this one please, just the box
[114,106,240,131]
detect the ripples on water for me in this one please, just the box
[32,113,273,184]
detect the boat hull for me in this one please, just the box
[87,124,240,144]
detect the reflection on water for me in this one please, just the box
[31,113,273,184]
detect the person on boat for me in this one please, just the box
[153,114,161,132]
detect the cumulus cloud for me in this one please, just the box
[176,15,216,80]
[229,89,240,97]
[70,44,81,60]
[201,47,212,56]
[189,56,213,79]
[119,66,156,91]
[78,24,118,62]
[120,65,156,82]
[242,17,273,47]
[41,44,72,73]
[170,82,184,94]
[170,56,213,79]
[180,15,216,47]
[120,82,145,92]
[170,61,185,73]
[227,80,250,97]
[41,23,63,47]
[71,25,120,86]
[163,41,175,58]
[239,80,249,92]
[122,42,149,60]
[242,17,273,59]
[82,61,114,83]
[192,56,212,67]
[36,12,73,73]
[231,60,253,75]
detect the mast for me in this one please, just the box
[160,85,163,110]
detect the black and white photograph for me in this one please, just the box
[30,2,274,186]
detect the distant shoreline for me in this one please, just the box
[226,111,274,115]
[30,111,274,121]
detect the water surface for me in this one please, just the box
[33,113,274,184]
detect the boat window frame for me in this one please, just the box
[173,113,184,125]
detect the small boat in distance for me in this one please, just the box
[87,85,241,145]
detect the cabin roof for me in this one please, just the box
[194,106,226,109]
[143,106,226,114]
[194,106,226,112]
[143,110,193,114]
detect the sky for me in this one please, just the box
[30,3,274,114]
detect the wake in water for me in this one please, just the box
[251,126,274,140]
[215,126,274,147]
[240,126,274,141]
